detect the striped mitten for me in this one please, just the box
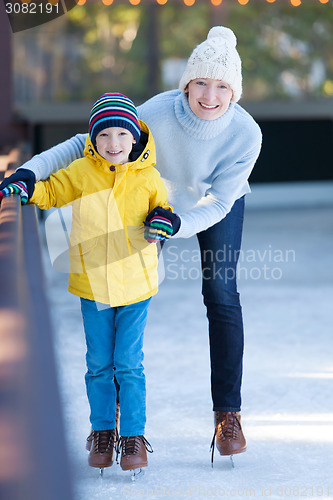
[0,181,29,205]
[144,206,181,243]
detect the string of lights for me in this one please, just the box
[72,0,331,6]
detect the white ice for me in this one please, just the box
[43,181,333,500]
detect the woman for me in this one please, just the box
[1,26,262,461]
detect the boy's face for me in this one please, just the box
[95,127,136,164]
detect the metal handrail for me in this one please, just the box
[0,157,73,500]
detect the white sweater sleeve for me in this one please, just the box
[174,142,261,239]
[18,133,87,181]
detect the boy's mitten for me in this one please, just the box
[0,168,36,199]
[0,181,29,205]
[144,206,181,243]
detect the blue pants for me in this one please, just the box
[197,196,245,412]
[80,297,151,436]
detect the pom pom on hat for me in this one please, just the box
[179,26,242,103]
[88,93,141,148]
[207,26,237,47]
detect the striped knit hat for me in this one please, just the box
[88,93,141,147]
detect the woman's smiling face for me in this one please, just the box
[186,78,233,121]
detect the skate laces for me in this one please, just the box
[210,412,241,464]
[91,429,118,454]
[119,435,153,458]
[217,412,241,440]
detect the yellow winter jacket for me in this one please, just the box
[31,120,173,306]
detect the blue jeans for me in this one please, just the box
[80,297,151,436]
[196,196,245,412]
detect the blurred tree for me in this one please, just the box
[62,4,144,99]
[12,2,333,104]
[226,2,333,100]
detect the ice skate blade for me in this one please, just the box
[131,468,145,481]
[99,468,104,478]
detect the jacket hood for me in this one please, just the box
[84,119,156,172]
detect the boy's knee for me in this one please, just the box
[86,357,114,376]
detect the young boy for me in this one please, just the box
[0,93,179,474]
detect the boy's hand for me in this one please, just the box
[144,206,181,243]
[0,169,36,199]
[0,181,29,205]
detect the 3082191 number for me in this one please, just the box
[5,2,59,14]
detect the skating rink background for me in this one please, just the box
[42,181,333,500]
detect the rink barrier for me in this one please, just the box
[0,150,73,500]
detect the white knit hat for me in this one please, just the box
[179,26,242,103]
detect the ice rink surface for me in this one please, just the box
[42,181,333,500]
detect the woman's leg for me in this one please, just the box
[80,298,117,430]
[113,298,151,437]
[196,196,245,412]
